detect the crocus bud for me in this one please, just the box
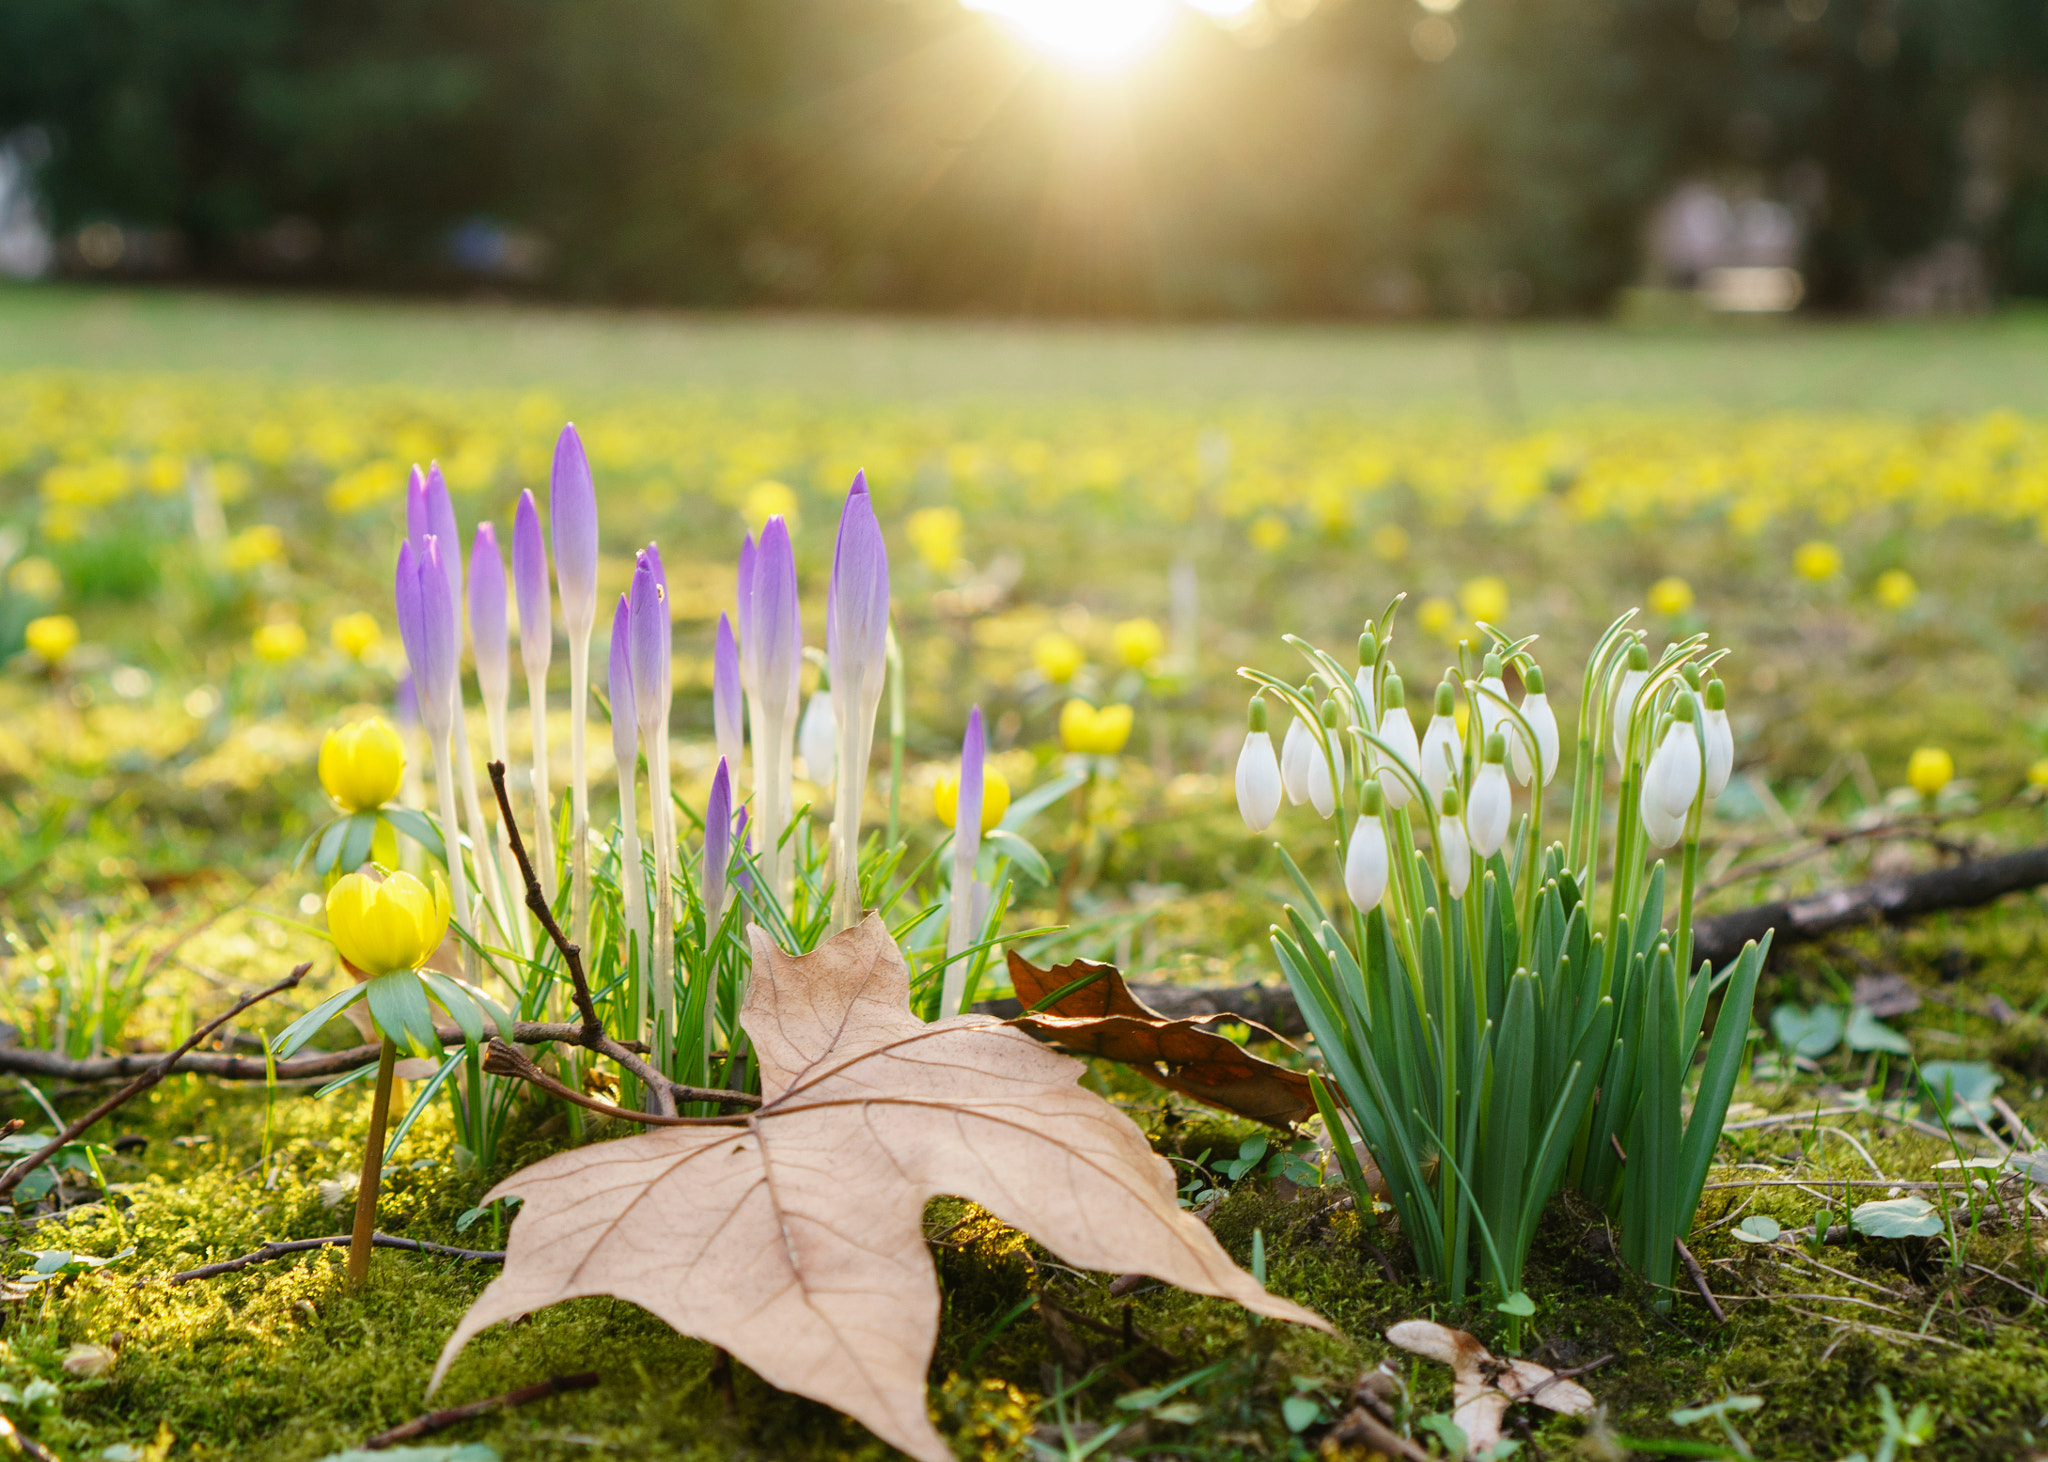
[320,718,405,813]
[607,594,637,781]
[799,688,837,786]
[936,764,1010,831]
[1280,692,1315,807]
[1376,673,1420,810]
[1308,697,1345,820]
[627,555,670,752]
[1344,783,1389,913]
[1420,678,1463,802]
[1703,677,1733,798]
[1467,730,1511,857]
[470,524,509,710]
[1611,641,1649,764]
[1510,663,1560,787]
[395,537,458,741]
[1437,786,1471,898]
[1648,696,1702,820]
[551,424,599,638]
[735,531,757,691]
[703,758,732,918]
[512,490,551,682]
[327,869,451,979]
[421,464,464,610]
[713,613,744,774]
[826,472,890,709]
[747,516,801,726]
[1235,695,1283,833]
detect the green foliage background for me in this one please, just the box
[7,0,2048,312]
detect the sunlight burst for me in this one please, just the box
[964,0,1184,70]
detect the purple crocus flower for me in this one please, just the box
[627,553,670,749]
[732,807,754,896]
[407,464,464,612]
[826,472,889,704]
[703,757,732,919]
[551,424,598,637]
[735,531,757,688]
[746,516,801,727]
[608,593,637,783]
[941,705,988,1013]
[394,672,419,732]
[512,489,551,680]
[395,537,458,742]
[470,524,509,712]
[713,612,743,773]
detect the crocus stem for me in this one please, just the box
[347,1037,399,1288]
[430,735,470,936]
[650,750,675,1046]
[885,627,905,848]
[569,636,591,955]
[831,677,880,934]
[454,701,513,943]
[526,668,556,905]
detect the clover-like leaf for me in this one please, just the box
[433,915,1326,1462]
[1843,1005,1912,1056]
[1771,1003,1844,1058]
[1731,1215,1782,1244]
[1850,1195,1945,1239]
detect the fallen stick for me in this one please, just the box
[0,1411,60,1462]
[0,965,311,1201]
[364,1371,600,1449]
[165,1231,506,1284]
[1674,1236,1727,1323]
[480,1038,750,1124]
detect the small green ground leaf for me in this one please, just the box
[1732,1216,1781,1244]
[1850,1196,1944,1238]
[1843,1005,1912,1055]
[1770,1003,1844,1058]
[1282,1395,1322,1432]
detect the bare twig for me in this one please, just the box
[0,964,311,1200]
[0,1410,61,1462]
[1675,1237,1727,1323]
[364,1371,600,1449]
[165,1232,506,1285]
[481,1039,746,1126]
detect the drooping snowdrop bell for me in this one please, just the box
[1610,641,1650,764]
[798,686,837,789]
[1476,652,1510,743]
[1420,677,1463,803]
[1307,697,1345,820]
[1647,694,1703,821]
[1353,630,1379,729]
[1376,673,1420,810]
[1703,676,1734,798]
[1437,786,1472,899]
[1510,663,1561,787]
[1344,781,1390,913]
[1466,730,1512,858]
[1235,695,1283,833]
[1280,685,1316,806]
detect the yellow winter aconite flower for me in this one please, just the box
[330,612,382,659]
[1648,576,1694,617]
[24,614,78,665]
[1417,596,1457,644]
[1060,700,1133,756]
[1874,569,1918,610]
[1459,576,1509,629]
[905,506,964,573]
[1907,747,1954,799]
[1794,541,1842,582]
[319,718,405,812]
[1111,617,1165,670]
[224,524,284,570]
[2029,758,2048,789]
[742,479,799,531]
[1248,514,1291,553]
[252,622,308,663]
[8,557,60,600]
[933,766,1011,831]
[326,869,450,977]
[1032,632,1085,685]
[1370,524,1410,562]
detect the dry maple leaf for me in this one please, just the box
[1384,1320,1595,1457]
[1006,952,1318,1128]
[432,915,1328,1462]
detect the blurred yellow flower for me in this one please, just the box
[24,614,79,665]
[253,622,308,663]
[144,454,186,493]
[224,524,285,571]
[1459,576,1509,629]
[1370,524,1410,562]
[1907,747,1954,799]
[1874,569,1918,610]
[1648,576,1694,617]
[1248,514,1291,553]
[1417,596,1457,643]
[1111,617,1165,670]
[1032,632,1085,684]
[1794,541,1842,582]
[742,479,799,532]
[319,718,405,813]
[330,612,382,659]
[905,506,964,573]
[1060,699,1133,756]
[8,557,61,600]
[2029,758,2048,789]
[327,869,450,977]
[933,766,1011,831]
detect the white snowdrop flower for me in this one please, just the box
[1307,698,1345,820]
[798,687,837,789]
[1466,731,1512,858]
[1610,641,1650,764]
[1235,695,1283,833]
[1476,652,1510,743]
[1376,673,1420,810]
[1353,630,1379,730]
[1438,786,1472,899]
[1647,697,1703,821]
[1510,663,1561,787]
[1703,676,1734,798]
[1280,696,1315,806]
[1641,783,1686,849]
[1344,784,1390,913]
[1420,677,1463,803]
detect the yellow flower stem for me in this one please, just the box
[347,1037,399,1288]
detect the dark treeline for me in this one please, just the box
[4,0,2048,315]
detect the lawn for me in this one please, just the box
[1,286,2046,1462]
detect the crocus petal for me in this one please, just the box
[550,424,599,634]
[713,612,744,773]
[826,471,890,708]
[628,555,669,746]
[469,524,509,710]
[512,489,552,680]
[424,464,463,611]
[703,758,732,916]
[608,593,637,779]
[749,516,801,725]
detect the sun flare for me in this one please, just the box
[963,0,1256,70]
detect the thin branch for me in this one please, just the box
[488,759,601,1040]
[1675,1236,1727,1323]
[165,1232,505,1285]
[0,964,311,1200]
[0,1411,61,1462]
[364,1371,600,1449]
[481,1039,748,1127]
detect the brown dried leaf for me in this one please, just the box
[433,915,1327,1462]
[1006,953,1318,1129]
[1385,1320,1594,1457]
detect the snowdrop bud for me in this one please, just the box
[798,688,837,787]
[1648,696,1703,820]
[1235,696,1283,833]
[1437,786,1471,898]
[1344,786,1390,913]
[1376,674,1419,810]
[1280,690,1315,807]
[1476,652,1509,742]
[1466,731,1511,858]
[1353,630,1380,727]
[1611,641,1650,764]
[1420,678,1463,802]
[1510,664,1561,787]
[1307,698,1345,819]
[1703,677,1733,798]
